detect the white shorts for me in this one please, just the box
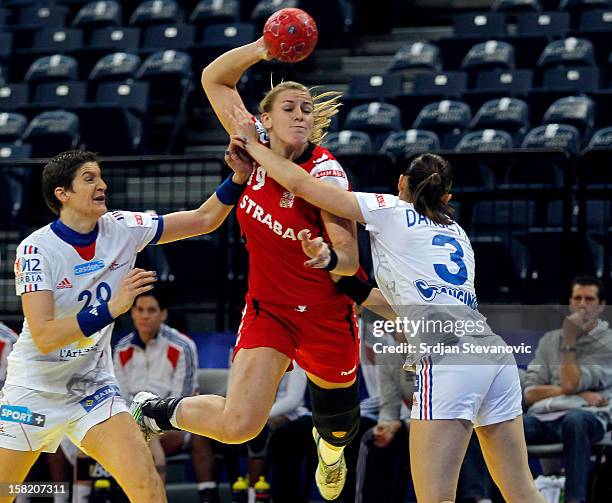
[0,383,128,453]
[411,356,523,427]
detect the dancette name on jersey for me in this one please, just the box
[239,194,310,241]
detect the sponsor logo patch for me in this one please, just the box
[56,277,72,289]
[280,191,295,208]
[375,193,386,208]
[74,260,105,276]
[109,260,128,271]
[414,279,478,310]
[79,385,121,413]
[0,405,46,427]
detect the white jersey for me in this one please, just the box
[8,211,164,394]
[0,322,18,390]
[354,192,477,309]
[113,324,199,402]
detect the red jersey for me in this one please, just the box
[236,143,351,309]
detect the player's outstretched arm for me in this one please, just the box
[156,146,253,244]
[201,37,271,135]
[22,269,156,354]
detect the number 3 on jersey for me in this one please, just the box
[432,234,467,286]
[78,282,111,311]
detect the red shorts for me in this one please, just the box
[233,294,360,384]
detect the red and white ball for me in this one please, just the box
[263,8,318,63]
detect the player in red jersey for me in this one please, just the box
[131,38,361,500]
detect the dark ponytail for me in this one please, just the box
[405,153,454,225]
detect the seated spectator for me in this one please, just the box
[355,334,491,503]
[0,321,17,390]
[523,276,612,503]
[113,291,218,503]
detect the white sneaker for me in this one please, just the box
[130,391,162,441]
[312,427,347,501]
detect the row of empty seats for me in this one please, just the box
[325,95,609,153]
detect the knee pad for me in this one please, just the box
[247,424,270,459]
[308,377,360,448]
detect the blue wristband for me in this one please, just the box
[77,303,114,337]
[215,175,246,206]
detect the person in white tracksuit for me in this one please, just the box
[227,110,546,503]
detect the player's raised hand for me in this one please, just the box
[226,105,260,145]
[297,230,332,269]
[255,37,273,61]
[108,268,157,317]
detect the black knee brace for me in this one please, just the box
[308,377,361,448]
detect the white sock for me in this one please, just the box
[318,437,344,466]
[169,403,181,429]
[53,495,70,503]
[247,487,256,503]
[197,481,217,491]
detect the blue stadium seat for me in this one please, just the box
[493,0,541,12]
[17,4,69,29]
[412,100,472,149]
[471,98,529,140]
[130,0,182,26]
[0,65,6,86]
[453,12,507,39]
[379,129,440,157]
[251,0,298,24]
[461,40,515,72]
[516,11,570,38]
[537,37,595,69]
[542,96,595,140]
[348,74,404,101]
[455,129,514,152]
[344,102,402,148]
[0,33,12,63]
[31,82,87,110]
[72,1,122,28]
[0,143,31,159]
[559,0,611,11]
[30,28,84,54]
[541,66,599,92]
[89,27,141,51]
[89,52,142,83]
[137,50,192,151]
[579,9,612,31]
[137,50,192,111]
[388,42,441,72]
[413,71,468,97]
[79,81,149,154]
[521,123,581,155]
[321,131,373,155]
[470,69,533,98]
[588,126,612,147]
[142,24,196,52]
[0,84,28,111]
[22,110,80,158]
[190,0,240,27]
[24,54,78,83]
[198,22,256,47]
[0,113,28,142]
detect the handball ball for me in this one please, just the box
[263,8,318,63]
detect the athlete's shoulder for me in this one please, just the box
[307,145,349,190]
[17,225,54,253]
[161,325,196,351]
[106,211,157,229]
[357,192,401,212]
